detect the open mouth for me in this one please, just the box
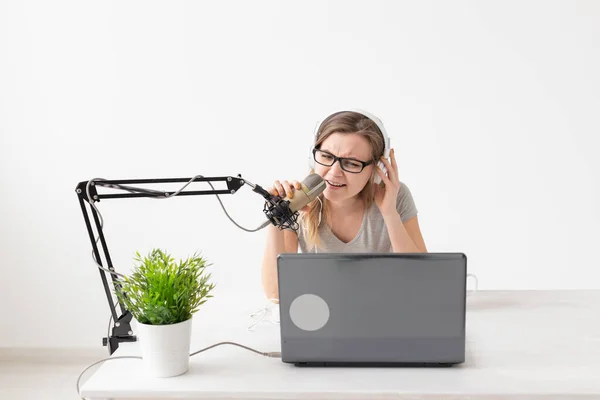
[326,180,346,188]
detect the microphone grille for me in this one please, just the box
[303,173,324,188]
[302,173,326,201]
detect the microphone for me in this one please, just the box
[262,174,326,231]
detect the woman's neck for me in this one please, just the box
[326,196,364,218]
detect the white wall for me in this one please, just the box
[1,0,599,348]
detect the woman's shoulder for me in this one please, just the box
[398,180,411,192]
[395,181,418,221]
[395,180,413,201]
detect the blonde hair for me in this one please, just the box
[301,111,386,249]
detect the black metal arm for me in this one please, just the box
[75,175,253,354]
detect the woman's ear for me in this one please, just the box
[370,165,379,182]
[363,172,377,193]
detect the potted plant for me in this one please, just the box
[115,248,215,377]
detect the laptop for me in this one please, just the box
[276,252,467,367]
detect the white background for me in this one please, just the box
[1,0,599,348]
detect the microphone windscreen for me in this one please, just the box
[301,173,326,202]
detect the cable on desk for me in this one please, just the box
[76,342,281,399]
[76,356,142,400]
[190,341,281,358]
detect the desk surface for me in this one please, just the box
[81,290,600,399]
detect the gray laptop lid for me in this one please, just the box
[277,253,467,365]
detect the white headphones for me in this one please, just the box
[308,108,391,184]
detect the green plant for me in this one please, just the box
[115,249,215,325]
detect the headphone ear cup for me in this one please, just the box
[373,160,387,184]
[308,147,315,170]
[309,120,321,171]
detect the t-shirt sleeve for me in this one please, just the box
[396,181,419,222]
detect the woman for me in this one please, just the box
[261,109,427,300]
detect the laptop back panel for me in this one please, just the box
[277,253,467,365]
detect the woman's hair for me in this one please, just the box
[301,111,386,248]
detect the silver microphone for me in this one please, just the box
[265,174,326,230]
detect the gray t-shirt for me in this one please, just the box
[296,181,419,253]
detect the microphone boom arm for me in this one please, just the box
[75,174,268,354]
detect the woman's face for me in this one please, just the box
[314,133,374,202]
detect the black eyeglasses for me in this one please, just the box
[312,148,374,173]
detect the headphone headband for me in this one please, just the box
[312,108,389,147]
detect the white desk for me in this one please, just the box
[80,291,600,399]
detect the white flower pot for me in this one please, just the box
[135,317,193,378]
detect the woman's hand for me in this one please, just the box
[268,180,310,212]
[374,148,400,218]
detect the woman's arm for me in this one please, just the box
[261,179,302,300]
[261,224,299,301]
[383,213,427,253]
[375,149,427,253]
